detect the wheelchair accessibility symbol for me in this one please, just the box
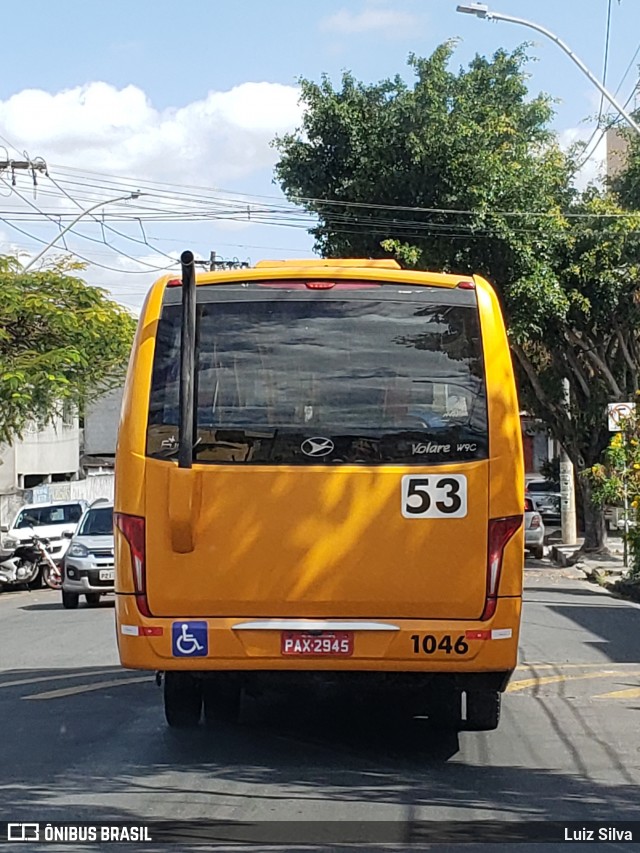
[172,621,208,657]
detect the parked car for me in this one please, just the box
[524,496,545,559]
[0,500,87,564]
[525,478,561,523]
[61,500,114,609]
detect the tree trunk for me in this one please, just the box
[577,475,609,555]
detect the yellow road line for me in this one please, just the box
[507,670,640,692]
[24,676,150,700]
[0,670,123,690]
[594,686,640,700]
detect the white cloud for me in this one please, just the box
[0,80,303,186]
[320,5,421,38]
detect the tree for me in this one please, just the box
[586,404,640,577]
[609,121,640,209]
[0,255,137,444]
[273,43,640,552]
[514,192,640,550]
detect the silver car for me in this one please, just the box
[524,496,545,559]
[61,501,114,609]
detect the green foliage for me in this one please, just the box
[585,405,640,576]
[273,42,640,548]
[0,256,136,444]
[274,42,575,340]
[609,115,640,210]
[540,456,560,483]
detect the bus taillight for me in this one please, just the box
[481,515,522,621]
[114,513,150,617]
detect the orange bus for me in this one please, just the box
[114,256,523,731]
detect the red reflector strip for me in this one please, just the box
[465,628,513,641]
[121,625,163,637]
[456,280,476,290]
[166,278,182,287]
[466,630,491,640]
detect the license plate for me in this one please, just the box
[99,570,115,581]
[281,631,354,657]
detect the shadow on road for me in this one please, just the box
[0,663,639,848]
[543,602,640,663]
[19,599,115,612]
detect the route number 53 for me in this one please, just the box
[401,474,467,518]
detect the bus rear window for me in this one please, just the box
[147,283,488,465]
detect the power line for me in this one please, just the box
[596,0,614,132]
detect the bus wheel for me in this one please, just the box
[464,690,501,731]
[203,680,242,726]
[164,672,202,728]
[428,690,462,730]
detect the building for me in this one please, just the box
[81,387,124,473]
[0,415,80,494]
[606,127,630,178]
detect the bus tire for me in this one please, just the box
[164,672,202,728]
[203,681,242,726]
[85,593,101,607]
[428,690,463,730]
[464,690,501,731]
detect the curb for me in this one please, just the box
[550,545,626,574]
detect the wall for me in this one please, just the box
[84,388,124,456]
[0,443,17,494]
[0,473,114,529]
[15,418,80,482]
[0,417,81,494]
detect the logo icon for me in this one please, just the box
[8,824,40,842]
[172,622,208,657]
[301,437,334,457]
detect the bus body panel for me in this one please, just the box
[142,459,490,619]
[115,593,521,673]
[475,275,524,599]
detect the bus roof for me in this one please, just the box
[160,260,478,292]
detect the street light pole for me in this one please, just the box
[456,4,640,137]
[22,191,142,271]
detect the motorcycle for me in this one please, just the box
[0,534,62,590]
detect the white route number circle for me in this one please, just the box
[608,402,636,432]
[401,474,468,519]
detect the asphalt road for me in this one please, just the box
[1,562,639,852]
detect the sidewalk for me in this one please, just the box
[548,531,640,603]
[550,533,627,575]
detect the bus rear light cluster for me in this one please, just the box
[481,515,522,621]
[114,513,151,617]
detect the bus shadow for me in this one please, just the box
[236,689,461,762]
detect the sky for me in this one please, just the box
[0,0,638,312]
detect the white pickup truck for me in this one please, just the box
[0,500,88,563]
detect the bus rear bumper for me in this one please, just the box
[115,594,521,682]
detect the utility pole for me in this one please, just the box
[559,378,577,545]
[209,251,250,271]
[0,157,48,184]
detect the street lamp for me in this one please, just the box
[23,191,142,271]
[456,4,640,136]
